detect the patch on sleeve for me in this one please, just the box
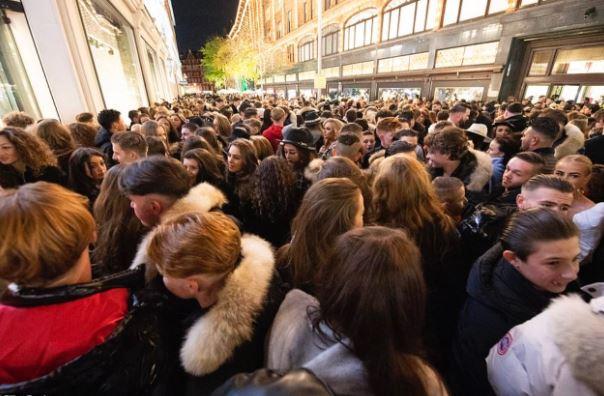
[497,333,513,355]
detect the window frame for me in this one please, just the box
[298,38,316,62]
[322,30,339,56]
[443,0,508,26]
[343,10,378,51]
[381,0,437,42]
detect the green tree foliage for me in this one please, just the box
[200,36,259,89]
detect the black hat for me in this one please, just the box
[280,127,315,151]
[493,115,527,133]
[301,110,321,125]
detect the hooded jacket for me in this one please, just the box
[95,126,116,167]
[487,294,604,396]
[554,123,585,160]
[430,149,492,197]
[449,244,568,396]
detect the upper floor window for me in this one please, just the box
[443,0,508,26]
[520,0,552,6]
[286,10,292,33]
[381,0,439,41]
[325,0,340,11]
[287,44,295,63]
[322,26,339,56]
[344,9,378,51]
[298,38,315,62]
[301,1,314,24]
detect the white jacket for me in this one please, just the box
[487,292,604,396]
[573,203,604,262]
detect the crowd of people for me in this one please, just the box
[0,91,603,395]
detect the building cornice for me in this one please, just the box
[228,0,249,39]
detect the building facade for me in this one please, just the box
[0,0,182,123]
[229,0,604,102]
[180,50,214,92]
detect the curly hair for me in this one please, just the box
[426,126,468,160]
[0,127,57,174]
[2,111,34,129]
[252,156,297,224]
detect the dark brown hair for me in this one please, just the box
[119,155,190,198]
[69,122,97,147]
[252,156,297,224]
[522,174,574,194]
[0,127,58,174]
[183,148,225,187]
[426,127,468,160]
[111,131,148,156]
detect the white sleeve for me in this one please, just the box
[552,362,597,396]
[487,334,532,396]
[573,203,604,261]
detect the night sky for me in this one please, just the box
[172,0,239,55]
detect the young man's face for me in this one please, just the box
[128,194,163,227]
[426,149,450,169]
[112,143,138,165]
[361,134,375,152]
[376,129,394,149]
[502,158,537,190]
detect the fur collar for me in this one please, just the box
[303,158,324,183]
[550,295,604,394]
[130,183,227,274]
[466,149,492,192]
[180,234,275,375]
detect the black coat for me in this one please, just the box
[0,163,65,188]
[449,244,574,395]
[95,127,117,167]
[0,267,169,396]
[585,135,604,165]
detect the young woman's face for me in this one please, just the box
[510,237,580,294]
[0,135,18,166]
[159,119,171,133]
[227,145,243,173]
[323,122,338,141]
[85,155,107,181]
[487,140,503,158]
[183,158,200,178]
[554,161,591,191]
[361,134,375,152]
[170,115,182,129]
[283,144,300,166]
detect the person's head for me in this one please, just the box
[1,111,34,129]
[334,134,363,164]
[270,107,286,124]
[213,113,232,138]
[252,156,296,223]
[111,131,148,164]
[279,127,316,170]
[593,109,604,130]
[0,127,57,172]
[75,112,95,126]
[141,120,167,143]
[493,122,513,139]
[182,148,225,186]
[505,102,523,117]
[68,147,107,195]
[487,135,520,163]
[316,226,433,396]
[145,136,167,156]
[227,138,258,175]
[286,178,364,289]
[398,129,418,146]
[376,117,403,149]
[425,127,468,169]
[128,109,140,124]
[517,175,574,214]
[97,109,125,133]
[35,119,76,154]
[345,108,357,123]
[322,118,345,142]
[521,117,559,151]
[68,122,97,148]
[432,176,466,221]
[436,110,449,121]
[119,156,191,226]
[340,122,364,139]
[361,131,376,152]
[449,103,468,127]
[501,208,579,293]
[502,151,545,190]
[554,154,592,193]
[181,122,199,141]
[539,108,568,132]
[147,212,241,308]
[243,118,262,135]
[250,135,274,161]
[373,155,454,238]
[169,113,185,131]
[385,141,417,159]
[0,182,95,287]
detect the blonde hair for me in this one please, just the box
[557,154,593,175]
[147,212,241,278]
[322,118,345,132]
[0,182,95,286]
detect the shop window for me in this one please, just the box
[578,85,604,103]
[78,0,146,115]
[342,61,374,76]
[523,84,549,100]
[435,42,498,68]
[287,89,297,99]
[434,86,484,102]
[379,87,421,100]
[552,46,604,74]
[377,52,429,73]
[286,73,297,82]
[298,39,315,62]
[344,9,378,51]
[273,75,285,83]
[342,87,370,99]
[322,30,339,56]
[322,66,340,78]
[551,85,580,101]
[528,50,552,76]
[382,0,439,41]
[299,70,316,81]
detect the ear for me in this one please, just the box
[516,193,525,209]
[503,250,520,266]
[149,199,163,216]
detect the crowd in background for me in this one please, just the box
[0,91,603,395]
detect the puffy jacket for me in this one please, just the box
[0,267,168,395]
[487,294,604,396]
[449,244,574,396]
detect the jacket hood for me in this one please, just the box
[180,234,275,376]
[549,295,604,394]
[466,244,556,323]
[554,123,585,160]
[130,182,227,277]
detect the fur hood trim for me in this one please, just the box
[555,123,585,160]
[368,149,385,165]
[466,149,492,192]
[550,295,604,394]
[130,182,227,274]
[180,234,275,375]
[304,158,324,183]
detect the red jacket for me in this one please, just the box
[262,124,284,153]
[0,288,128,384]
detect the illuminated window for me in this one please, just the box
[344,9,378,51]
[286,10,292,33]
[287,45,295,63]
[322,29,339,56]
[520,0,552,7]
[435,42,498,67]
[299,70,316,80]
[528,50,552,76]
[434,86,484,102]
[78,0,146,115]
[553,46,604,74]
[273,75,285,83]
[286,73,297,82]
[443,0,508,25]
[382,0,439,41]
[524,85,549,99]
[322,66,340,78]
[325,0,340,10]
[298,38,315,62]
[377,52,429,73]
[342,61,374,76]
